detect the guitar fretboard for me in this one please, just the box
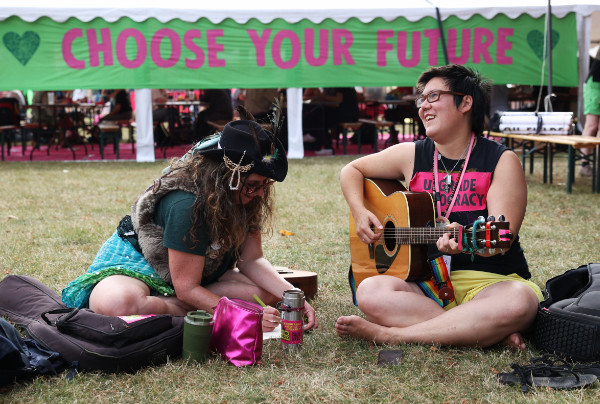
[390,227,461,245]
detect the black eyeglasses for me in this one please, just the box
[415,90,466,108]
[243,180,275,195]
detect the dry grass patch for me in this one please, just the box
[1,152,599,402]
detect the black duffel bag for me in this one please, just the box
[533,263,600,361]
[0,275,184,373]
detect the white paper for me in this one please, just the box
[263,324,281,340]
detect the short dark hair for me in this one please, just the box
[416,64,491,136]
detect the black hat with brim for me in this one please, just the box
[196,120,287,182]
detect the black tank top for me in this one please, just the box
[408,137,530,278]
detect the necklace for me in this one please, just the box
[432,133,476,218]
[437,143,470,192]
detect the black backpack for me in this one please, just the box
[0,275,184,373]
[533,263,600,361]
[0,318,67,386]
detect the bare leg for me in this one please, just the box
[354,275,445,327]
[89,275,194,316]
[581,114,599,154]
[336,280,539,348]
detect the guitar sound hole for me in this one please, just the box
[384,221,396,251]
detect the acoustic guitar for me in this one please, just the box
[275,266,318,300]
[349,178,512,289]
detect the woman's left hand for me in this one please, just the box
[303,301,318,331]
[436,222,462,254]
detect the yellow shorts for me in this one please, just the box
[443,270,544,310]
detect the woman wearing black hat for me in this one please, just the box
[62,109,317,332]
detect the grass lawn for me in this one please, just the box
[1,151,600,403]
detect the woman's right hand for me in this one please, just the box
[262,306,281,332]
[354,208,383,244]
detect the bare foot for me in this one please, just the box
[335,315,396,344]
[503,332,526,351]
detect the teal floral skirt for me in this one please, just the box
[61,232,174,308]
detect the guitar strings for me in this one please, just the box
[374,228,466,234]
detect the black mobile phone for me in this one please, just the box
[377,349,403,367]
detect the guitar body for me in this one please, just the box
[349,178,435,288]
[275,267,318,300]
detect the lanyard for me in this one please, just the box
[433,133,475,218]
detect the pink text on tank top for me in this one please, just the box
[409,171,491,213]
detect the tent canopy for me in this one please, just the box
[2,1,599,161]
[3,1,599,23]
[1,0,597,90]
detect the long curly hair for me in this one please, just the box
[163,153,274,258]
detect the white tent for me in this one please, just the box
[2,0,599,160]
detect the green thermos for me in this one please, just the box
[182,310,213,363]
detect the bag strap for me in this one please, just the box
[41,308,79,327]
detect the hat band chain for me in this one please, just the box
[224,151,254,190]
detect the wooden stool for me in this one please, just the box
[359,119,395,152]
[275,266,318,300]
[338,122,363,155]
[98,123,121,160]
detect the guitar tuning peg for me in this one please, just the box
[487,215,495,222]
[498,215,506,221]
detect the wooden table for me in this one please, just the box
[488,131,600,193]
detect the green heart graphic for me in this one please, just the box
[3,31,40,66]
[527,30,560,61]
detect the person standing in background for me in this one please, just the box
[303,87,359,154]
[243,88,280,121]
[195,89,234,141]
[580,51,600,177]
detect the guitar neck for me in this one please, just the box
[391,227,461,245]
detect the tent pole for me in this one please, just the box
[546,0,553,108]
[435,7,450,65]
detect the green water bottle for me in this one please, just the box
[182,310,213,363]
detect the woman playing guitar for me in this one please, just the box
[336,65,543,350]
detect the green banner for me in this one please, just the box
[0,13,577,91]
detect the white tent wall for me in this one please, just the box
[2,1,600,161]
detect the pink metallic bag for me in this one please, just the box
[209,297,263,367]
